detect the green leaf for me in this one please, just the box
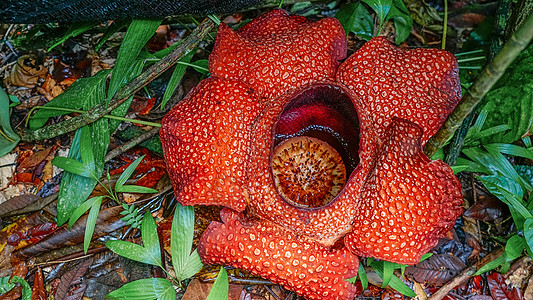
[171,203,199,281]
[106,278,175,300]
[181,249,204,280]
[335,2,374,40]
[79,125,96,175]
[29,69,111,129]
[516,165,533,186]
[107,212,161,266]
[475,252,507,275]
[480,44,533,144]
[141,212,161,265]
[479,176,531,222]
[161,50,195,109]
[524,218,533,255]
[52,156,93,178]
[48,21,100,51]
[206,267,228,300]
[108,19,163,99]
[10,276,32,300]
[188,59,209,74]
[359,261,368,290]
[0,88,21,157]
[0,276,15,293]
[362,0,392,28]
[381,261,394,287]
[115,155,158,194]
[504,234,525,260]
[486,144,533,161]
[36,70,110,226]
[463,146,533,191]
[388,0,413,43]
[95,20,131,52]
[371,260,416,297]
[106,240,162,267]
[84,196,103,253]
[68,196,104,229]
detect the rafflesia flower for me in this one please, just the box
[161,9,463,300]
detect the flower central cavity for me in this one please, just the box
[272,136,346,207]
[271,84,360,208]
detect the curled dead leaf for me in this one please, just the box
[6,55,48,88]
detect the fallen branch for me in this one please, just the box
[427,248,505,300]
[105,127,160,162]
[17,18,214,141]
[424,12,533,157]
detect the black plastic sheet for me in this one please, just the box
[0,0,264,23]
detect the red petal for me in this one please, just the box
[160,78,263,211]
[210,9,347,99]
[345,118,463,264]
[198,209,359,300]
[337,37,461,145]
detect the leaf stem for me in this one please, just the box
[18,18,215,141]
[457,56,486,63]
[424,12,533,157]
[0,128,15,143]
[441,0,448,49]
[177,61,209,73]
[27,106,162,128]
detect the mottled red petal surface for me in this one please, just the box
[337,37,461,145]
[345,118,463,264]
[160,78,263,211]
[209,9,347,99]
[198,209,359,300]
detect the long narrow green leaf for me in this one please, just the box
[371,261,416,297]
[160,51,195,109]
[115,156,158,194]
[381,261,394,287]
[171,203,196,281]
[181,249,203,280]
[79,126,96,175]
[106,240,162,267]
[474,253,507,275]
[29,70,111,129]
[107,19,162,99]
[0,88,20,157]
[84,196,103,253]
[52,157,93,178]
[141,212,161,265]
[53,70,110,225]
[68,196,104,229]
[48,21,100,51]
[206,267,228,300]
[487,143,533,160]
[95,20,130,52]
[106,278,175,300]
[359,262,368,291]
[115,155,145,191]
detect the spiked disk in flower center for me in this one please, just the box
[272,136,347,208]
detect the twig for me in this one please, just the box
[427,248,505,300]
[104,126,160,161]
[17,18,215,141]
[424,12,533,157]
